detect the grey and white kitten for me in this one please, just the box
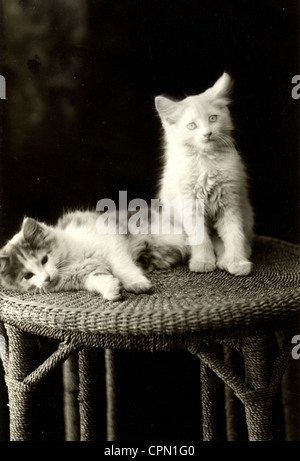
[0,210,187,301]
[155,73,254,276]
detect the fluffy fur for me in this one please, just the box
[155,72,254,276]
[0,210,188,300]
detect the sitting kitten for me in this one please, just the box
[155,72,254,276]
[0,210,187,301]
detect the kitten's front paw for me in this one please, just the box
[103,279,122,301]
[124,276,152,294]
[189,258,216,273]
[228,260,252,276]
[217,258,252,276]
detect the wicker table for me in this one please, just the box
[0,236,300,441]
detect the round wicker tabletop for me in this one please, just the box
[0,236,299,345]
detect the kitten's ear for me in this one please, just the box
[208,72,232,102]
[0,254,9,272]
[155,95,177,114]
[22,217,45,241]
[155,96,179,125]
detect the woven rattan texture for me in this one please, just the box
[0,236,299,338]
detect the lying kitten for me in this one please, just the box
[155,72,254,276]
[0,210,187,301]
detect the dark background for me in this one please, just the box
[1,0,299,243]
[0,0,299,441]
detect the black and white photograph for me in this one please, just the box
[0,0,299,445]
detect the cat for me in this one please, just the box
[155,72,254,276]
[0,209,188,301]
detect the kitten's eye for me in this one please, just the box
[209,115,218,123]
[186,122,197,130]
[24,272,34,280]
[41,255,48,265]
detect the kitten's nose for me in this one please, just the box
[203,131,212,139]
[44,275,51,283]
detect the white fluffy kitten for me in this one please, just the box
[155,73,254,276]
[0,210,187,300]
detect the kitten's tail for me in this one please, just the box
[129,233,189,271]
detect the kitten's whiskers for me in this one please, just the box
[214,133,235,152]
